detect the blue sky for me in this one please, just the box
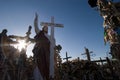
[1,0,117,61]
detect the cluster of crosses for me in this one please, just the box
[57,47,120,80]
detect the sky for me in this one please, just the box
[0,0,119,61]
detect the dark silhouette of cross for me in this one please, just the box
[63,52,72,63]
[81,47,93,61]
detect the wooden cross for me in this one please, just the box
[81,47,93,61]
[63,52,72,63]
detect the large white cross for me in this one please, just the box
[40,16,64,38]
[40,17,64,78]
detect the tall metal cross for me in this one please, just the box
[81,47,93,61]
[63,52,72,63]
[40,16,64,78]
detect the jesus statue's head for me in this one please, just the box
[42,25,48,34]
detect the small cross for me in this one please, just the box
[81,47,93,61]
[63,52,72,63]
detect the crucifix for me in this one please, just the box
[63,52,72,63]
[81,47,93,61]
[40,16,64,78]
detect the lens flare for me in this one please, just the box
[17,40,27,51]
[11,40,27,52]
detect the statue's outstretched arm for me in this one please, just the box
[34,13,40,34]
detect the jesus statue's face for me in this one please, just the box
[43,26,48,33]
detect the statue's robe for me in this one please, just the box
[33,30,50,80]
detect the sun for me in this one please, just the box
[17,40,27,51]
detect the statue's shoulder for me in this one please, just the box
[34,31,45,40]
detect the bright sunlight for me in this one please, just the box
[13,40,27,52]
[17,40,27,51]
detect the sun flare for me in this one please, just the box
[17,40,27,51]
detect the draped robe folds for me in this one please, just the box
[33,30,50,80]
